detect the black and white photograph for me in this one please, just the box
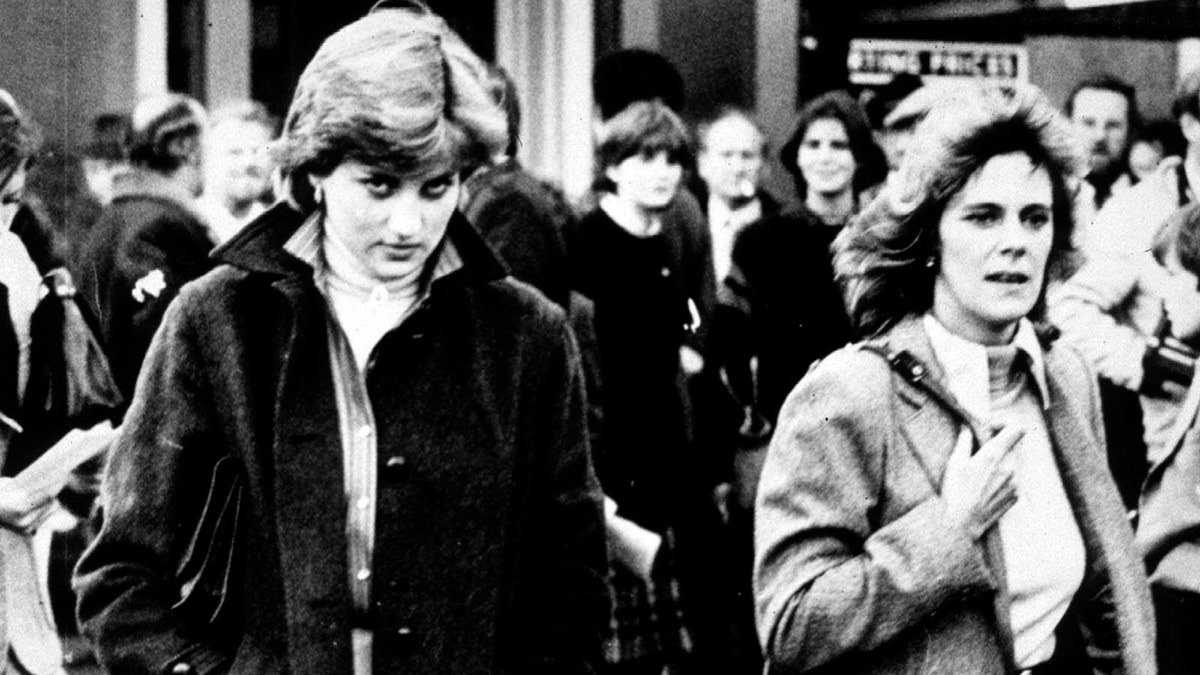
[0,0,1197,673]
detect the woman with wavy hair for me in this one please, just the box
[778,90,887,237]
[753,83,1154,674]
[74,4,608,674]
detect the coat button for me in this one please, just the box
[170,663,195,675]
[383,455,410,479]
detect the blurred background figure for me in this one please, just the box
[691,107,779,284]
[462,65,574,311]
[778,90,887,249]
[74,92,212,403]
[198,100,277,243]
[79,113,130,207]
[571,100,732,675]
[0,87,120,675]
[1140,201,1200,675]
[1129,117,1187,182]
[460,63,603,453]
[863,73,924,174]
[1067,74,1139,211]
[1049,69,1200,509]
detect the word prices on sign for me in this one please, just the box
[848,39,1029,86]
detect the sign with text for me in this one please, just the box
[848,39,1029,86]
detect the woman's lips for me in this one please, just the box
[984,271,1031,284]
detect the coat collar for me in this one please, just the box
[874,314,1142,669]
[212,203,508,291]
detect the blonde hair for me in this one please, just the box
[834,83,1085,338]
[272,5,507,210]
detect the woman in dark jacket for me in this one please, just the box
[754,83,1154,674]
[570,100,729,674]
[73,6,608,674]
[717,91,886,429]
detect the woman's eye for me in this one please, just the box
[362,175,399,197]
[830,141,850,151]
[963,210,999,225]
[421,175,456,199]
[1024,212,1052,229]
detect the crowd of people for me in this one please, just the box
[3,2,1200,673]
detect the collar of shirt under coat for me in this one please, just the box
[922,313,1051,423]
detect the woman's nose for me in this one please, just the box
[998,216,1031,253]
[386,196,423,236]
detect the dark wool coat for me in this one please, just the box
[568,207,711,533]
[755,316,1155,675]
[72,169,215,402]
[719,208,852,426]
[74,205,609,674]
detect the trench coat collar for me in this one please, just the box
[212,203,509,290]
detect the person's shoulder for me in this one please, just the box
[111,194,208,242]
[735,209,821,254]
[169,264,259,318]
[783,342,894,413]
[476,275,569,327]
[1044,337,1097,390]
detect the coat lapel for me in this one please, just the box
[875,316,1017,669]
[1042,346,1157,675]
[875,317,985,489]
[270,277,354,673]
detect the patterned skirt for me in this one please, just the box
[604,528,695,666]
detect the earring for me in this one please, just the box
[925,255,937,269]
[313,184,324,206]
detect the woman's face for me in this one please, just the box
[205,118,275,207]
[313,159,460,284]
[606,149,683,211]
[932,151,1055,345]
[797,117,855,197]
[0,161,27,231]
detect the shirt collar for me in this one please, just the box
[922,313,1050,418]
[282,210,463,293]
[707,194,762,231]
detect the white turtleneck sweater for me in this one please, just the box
[923,314,1086,669]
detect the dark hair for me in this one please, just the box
[593,101,691,194]
[85,112,130,162]
[864,73,924,130]
[0,89,42,182]
[1172,68,1200,123]
[1067,74,1141,132]
[779,90,887,200]
[273,4,507,211]
[480,64,521,159]
[1135,117,1187,160]
[128,93,206,173]
[1152,203,1200,276]
[835,83,1084,338]
[592,49,685,121]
